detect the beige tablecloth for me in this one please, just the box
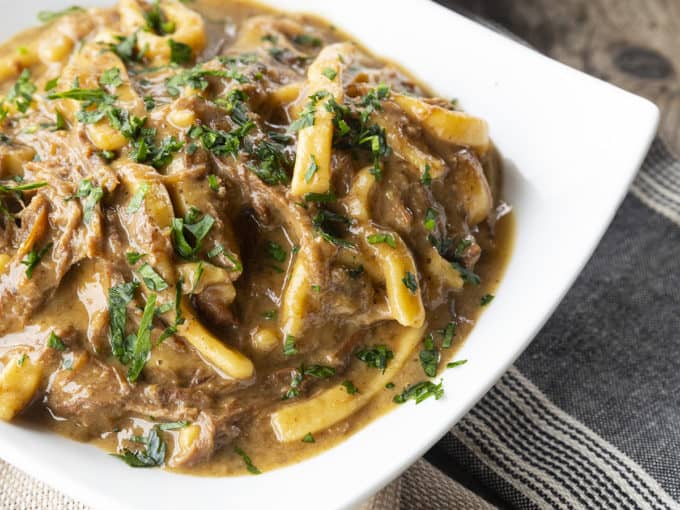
[0,457,494,510]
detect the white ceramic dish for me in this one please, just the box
[0,1,659,509]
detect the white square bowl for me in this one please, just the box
[0,1,659,509]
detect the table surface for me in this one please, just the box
[442,0,679,153]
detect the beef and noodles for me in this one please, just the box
[0,0,513,474]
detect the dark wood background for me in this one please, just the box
[439,0,679,152]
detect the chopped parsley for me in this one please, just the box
[100,67,123,88]
[480,294,495,306]
[168,39,192,65]
[47,331,66,351]
[305,365,336,378]
[421,164,432,185]
[45,77,59,92]
[207,174,220,191]
[248,137,292,186]
[366,233,396,248]
[114,428,166,468]
[302,433,315,443]
[68,179,103,224]
[207,244,243,272]
[293,33,322,47]
[188,122,252,158]
[37,6,83,23]
[234,447,260,475]
[288,90,328,133]
[311,209,353,248]
[144,0,175,35]
[262,310,277,320]
[138,263,169,291]
[356,345,393,373]
[143,96,156,111]
[402,271,418,293]
[17,354,27,367]
[442,322,456,349]
[283,335,297,357]
[2,69,36,117]
[53,110,67,131]
[283,364,336,400]
[108,280,140,364]
[322,67,337,80]
[419,334,439,377]
[305,155,319,183]
[454,238,472,258]
[126,252,145,265]
[127,183,149,213]
[107,33,141,64]
[341,380,359,395]
[447,359,468,369]
[451,262,480,285]
[157,421,190,431]
[21,242,52,279]
[423,208,438,231]
[0,181,47,194]
[171,208,215,260]
[127,293,156,382]
[393,380,444,404]
[266,241,287,263]
[165,66,248,97]
[303,191,336,203]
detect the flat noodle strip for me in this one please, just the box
[177,298,254,380]
[392,93,490,153]
[290,43,354,196]
[363,231,425,328]
[373,113,447,178]
[271,324,425,442]
[0,354,42,421]
[344,166,425,327]
[118,0,206,65]
[279,256,310,339]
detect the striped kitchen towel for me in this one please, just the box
[363,138,680,509]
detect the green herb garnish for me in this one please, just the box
[127,294,156,382]
[451,262,480,285]
[419,334,439,377]
[423,208,438,231]
[480,294,495,306]
[108,281,140,364]
[21,242,52,279]
[37,6,83,23]
[366,233,396,248]
[356,345,393,373]
[234,447,261,475]
[47,331,66,351]
[126,252,145,265]
[266,241,287,263]
[138,263,169,291]
[114,428,166,468]
[341,380,359,395]
[402,271,418,293]
[322,67,337,80]
[447,360,468,369]
[168,39,192,65]
[127,183,149,213]
[393,380,444,404]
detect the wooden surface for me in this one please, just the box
[440,0,680,153]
